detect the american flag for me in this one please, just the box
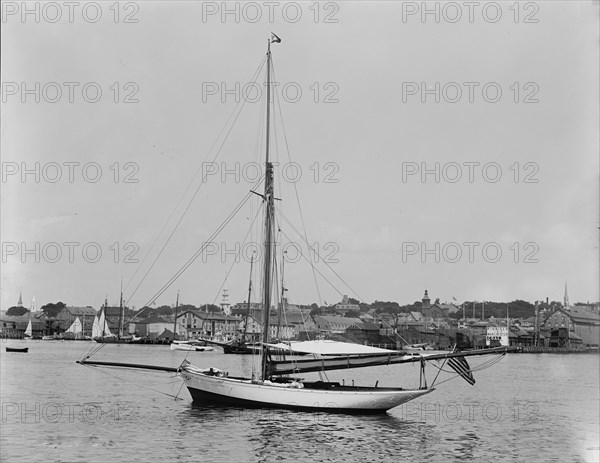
[448,350,476,385]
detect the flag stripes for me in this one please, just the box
[448,352,476,385]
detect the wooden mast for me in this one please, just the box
[261,35,276,380]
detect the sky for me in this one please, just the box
[1,1,598,310]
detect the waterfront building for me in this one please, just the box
[230,301,263,317]
[237,314,296,340]
[345,321,382,344]
[313,315,363,333]
[335,295,360,314]
[133,315,175,338]
[0,314,45,338]
[55,306,97,335]
[543,307,600,347]
[175,310,240,339]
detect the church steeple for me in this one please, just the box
[220,284,230,315]
[422,289,431,309]
[564,282,570,310]
[17,290,23,307]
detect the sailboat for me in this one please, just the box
[23,318,33,339]
[170,292,215,351]
[62,316,90,340]
[80,35,516,413]
[177,35,500,412]
[94,288,137,343]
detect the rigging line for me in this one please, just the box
[127,173,265,327]
[127,55,267,294]
[79,340,98,358]
[276,206,364,302]
[83,341,107,359]
[141,189,256,310]
[125,56,268,297]
[253,72,267,165]
[140,189,256,310]
[125,55,268,303]
[174,376,187,401]
[277,227,345,299]
[79,363,184,400]
[208,175,266,311]
[272,63,323,305]
[422,354,506,386]
[273,217,291,340]
[210,202,265,307]
[150,175,262,314]
[272,243,281,339]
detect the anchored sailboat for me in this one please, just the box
[79,35,515,413]
[24,318,33,338]
[179,35,457,412]
[94,284,138,343]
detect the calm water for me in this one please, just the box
[1,340,598,462]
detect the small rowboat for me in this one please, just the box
[6,347,29,353]
[170,340,215,352]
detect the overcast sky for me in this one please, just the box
[1,1,598,310]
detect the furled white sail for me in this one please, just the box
[267,340,400,356]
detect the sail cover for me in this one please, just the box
[266,340,400,356]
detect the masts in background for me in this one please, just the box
[118,278,124,338]
[534,301,539,347]
[173,290,180,340]
[277,252,286,341]
[102,296,108,337]
[243,254,255,343]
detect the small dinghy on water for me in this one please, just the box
[6,347,29,353]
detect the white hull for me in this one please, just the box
[170,342,214,352]
[180,364,433,413]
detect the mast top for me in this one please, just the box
[268,32,282,53]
